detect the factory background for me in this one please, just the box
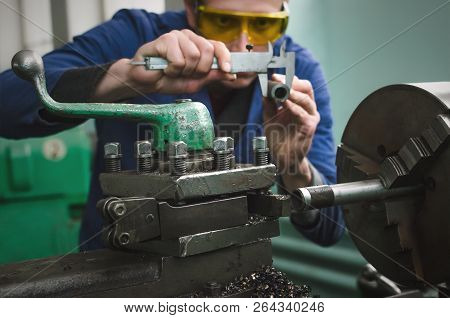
[0,0,449,297]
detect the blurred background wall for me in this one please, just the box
[289,0,450,140]
[0,0,449,297]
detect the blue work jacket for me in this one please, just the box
[0,10,344,250]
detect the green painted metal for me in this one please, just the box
[12,51,215,152]
[272,218,368,297]
[0,126,91,264]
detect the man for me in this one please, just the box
[0,0,344,250]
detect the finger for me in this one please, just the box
[181,30,215,76]
[210,40,231,73]
[284,99,310,119]
[273,74,314,100]
[135,33,184,77]
[288,90,318,115]
[173,30,202,76]
[285,100,321,132]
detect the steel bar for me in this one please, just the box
[295,179,424,212]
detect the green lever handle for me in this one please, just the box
[11,50,215,152]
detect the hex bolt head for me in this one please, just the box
[104,142,122,173]
[146,214,155,223]
[226,137,236,169]
[213,137,231,154]
[226,137,235,152]
[111,202,127,217]
[135,140,154,173]
[253,136,270,166]
[253,136,269,152]
[168,141,188,176]
[213,137,231,170]
[104,142,122,158]
[168,141,188,158]
[134,140,153,158]
[118,232,130,246]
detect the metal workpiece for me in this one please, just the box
[268,80,290,103]
[336,82,450,286]
[134,140,153,173]
[11,50,215,152]
[213,137,232,171]
[168,141,188,176]
[294,179,424,212]
[104,142,122,173]
[99,164,277,200]
[0,241,272,298]
[129,220,280,257]
[253,136,270,166]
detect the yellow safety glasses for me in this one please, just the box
[196,2,289,45]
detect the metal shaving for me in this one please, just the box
[188,266,311,298]
[222,266,311,298]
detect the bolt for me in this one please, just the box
[135,140,153,173]
[175,98,192,104]
[104,142,122,173]
[168,141,188,176]
[253,136,269,166]
[110,202,127,218]
[146,214,155,223]
[226,137,236,169]
[213,137,231,171]
[118,232,130,246]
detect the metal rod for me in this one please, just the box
[268,80,290,103]
[294,179,424,212]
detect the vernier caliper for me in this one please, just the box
[130,42,295,101]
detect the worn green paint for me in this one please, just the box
[13,50,214,152]
[32,72,214,152]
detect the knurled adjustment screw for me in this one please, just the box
[213,137,232,171]
[135,140,153,173]
[253,136,270,166]
[104,142,122,173]
[168,141,188,176]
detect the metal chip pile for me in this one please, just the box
[221,266,311,298]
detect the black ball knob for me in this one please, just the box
[11,50,44,82]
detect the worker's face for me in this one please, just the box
[185,0,285,89]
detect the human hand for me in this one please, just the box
[95,29,235,101]
[263,74,320,190]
